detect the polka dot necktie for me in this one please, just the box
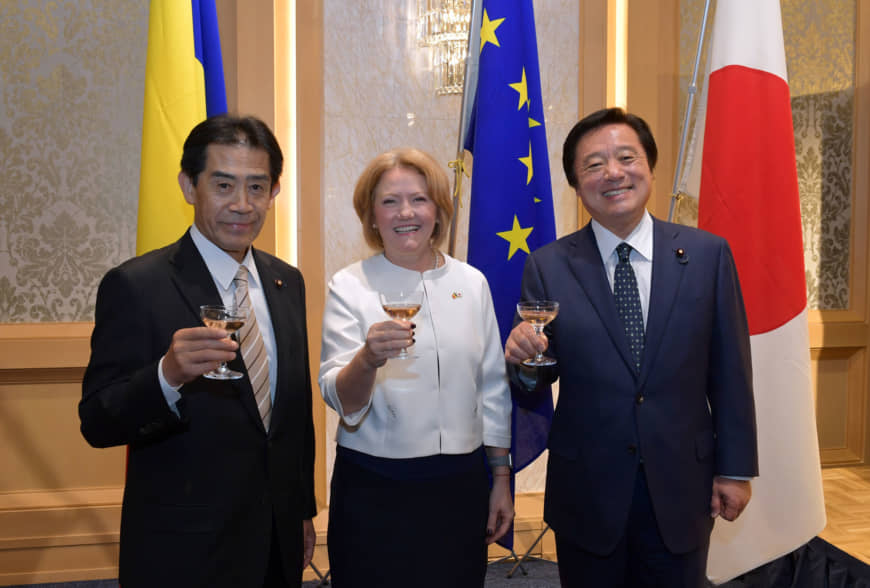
[614,243,644,370]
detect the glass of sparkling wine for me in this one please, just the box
[517,300,560,367]
[379,290,423,360]
[200,304,246,380]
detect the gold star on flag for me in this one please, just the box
[529,117,541,128]
[509,68,529,110]
[480,9,505,52]
[497,215,534,260]
[518,142,533,185]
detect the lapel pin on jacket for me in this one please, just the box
[674,248,689,264]
[274,279,284,288]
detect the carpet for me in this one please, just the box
[300,558,560,587]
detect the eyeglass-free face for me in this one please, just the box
[573,123,653,239]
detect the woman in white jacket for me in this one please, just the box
[319,148,513,587]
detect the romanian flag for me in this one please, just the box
[137,0,227,255]
[686,0,826,581]
[463,0,556,547]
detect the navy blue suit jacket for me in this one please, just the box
[519,217,757,556]
[80,231,316,587]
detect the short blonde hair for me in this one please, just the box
[353,148,454,250]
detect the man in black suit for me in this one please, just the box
[80,115,316,588]
[505,108,758,587]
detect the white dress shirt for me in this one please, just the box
[590,210,654,328]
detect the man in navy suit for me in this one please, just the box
[80,115,316,587]
[505,108,758,587]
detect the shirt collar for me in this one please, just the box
[189,224,260,291]
[590,211,654,264]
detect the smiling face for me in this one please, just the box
[178,143,279,262]
[573,123,653,238]
[372,166,438,271]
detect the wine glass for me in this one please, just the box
[200,304,246,380]
[517,300,560,367]
[379,289,423,360]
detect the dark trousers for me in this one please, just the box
[264,516,303,588]
[327,451,489,588]
[555,468,711,588]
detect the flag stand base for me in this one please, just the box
[309,561,331,586]
[506,523,552,578]
[489,549,529,577]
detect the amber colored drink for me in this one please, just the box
[202,317,245,335]
[382,303,422,321]
[516,308,557,327]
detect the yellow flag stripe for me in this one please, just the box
[137,0,208,255]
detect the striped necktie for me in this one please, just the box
[233,265,272,431]
[614,243,645,370]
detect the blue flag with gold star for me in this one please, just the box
[464,0,555,483]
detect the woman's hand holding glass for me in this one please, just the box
[361,318,416,368]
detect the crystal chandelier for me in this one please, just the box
[417,0,472,95]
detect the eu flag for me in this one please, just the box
[464,0,555,480]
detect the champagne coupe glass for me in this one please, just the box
[200,304,247,380]
[517,300,560,367]
[379,289,423,360]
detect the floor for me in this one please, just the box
[818,464,870,565]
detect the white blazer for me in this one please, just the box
[319,253,511,458]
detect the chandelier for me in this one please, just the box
[417,0,472,95]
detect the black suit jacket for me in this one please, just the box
[516,218,758,556]
[80,231,316,588]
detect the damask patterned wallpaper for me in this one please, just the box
[678,0,854,310]
[0,1,147,323]
[784,0,854,310]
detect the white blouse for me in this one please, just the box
[319,253,512,458]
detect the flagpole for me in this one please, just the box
[667,0,713,223]
[447,0,483,257]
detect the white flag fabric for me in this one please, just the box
[686,0,827,583]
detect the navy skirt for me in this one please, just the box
[327,446,490,588]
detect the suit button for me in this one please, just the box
[636,394,644,405]
[627,444,637,455]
